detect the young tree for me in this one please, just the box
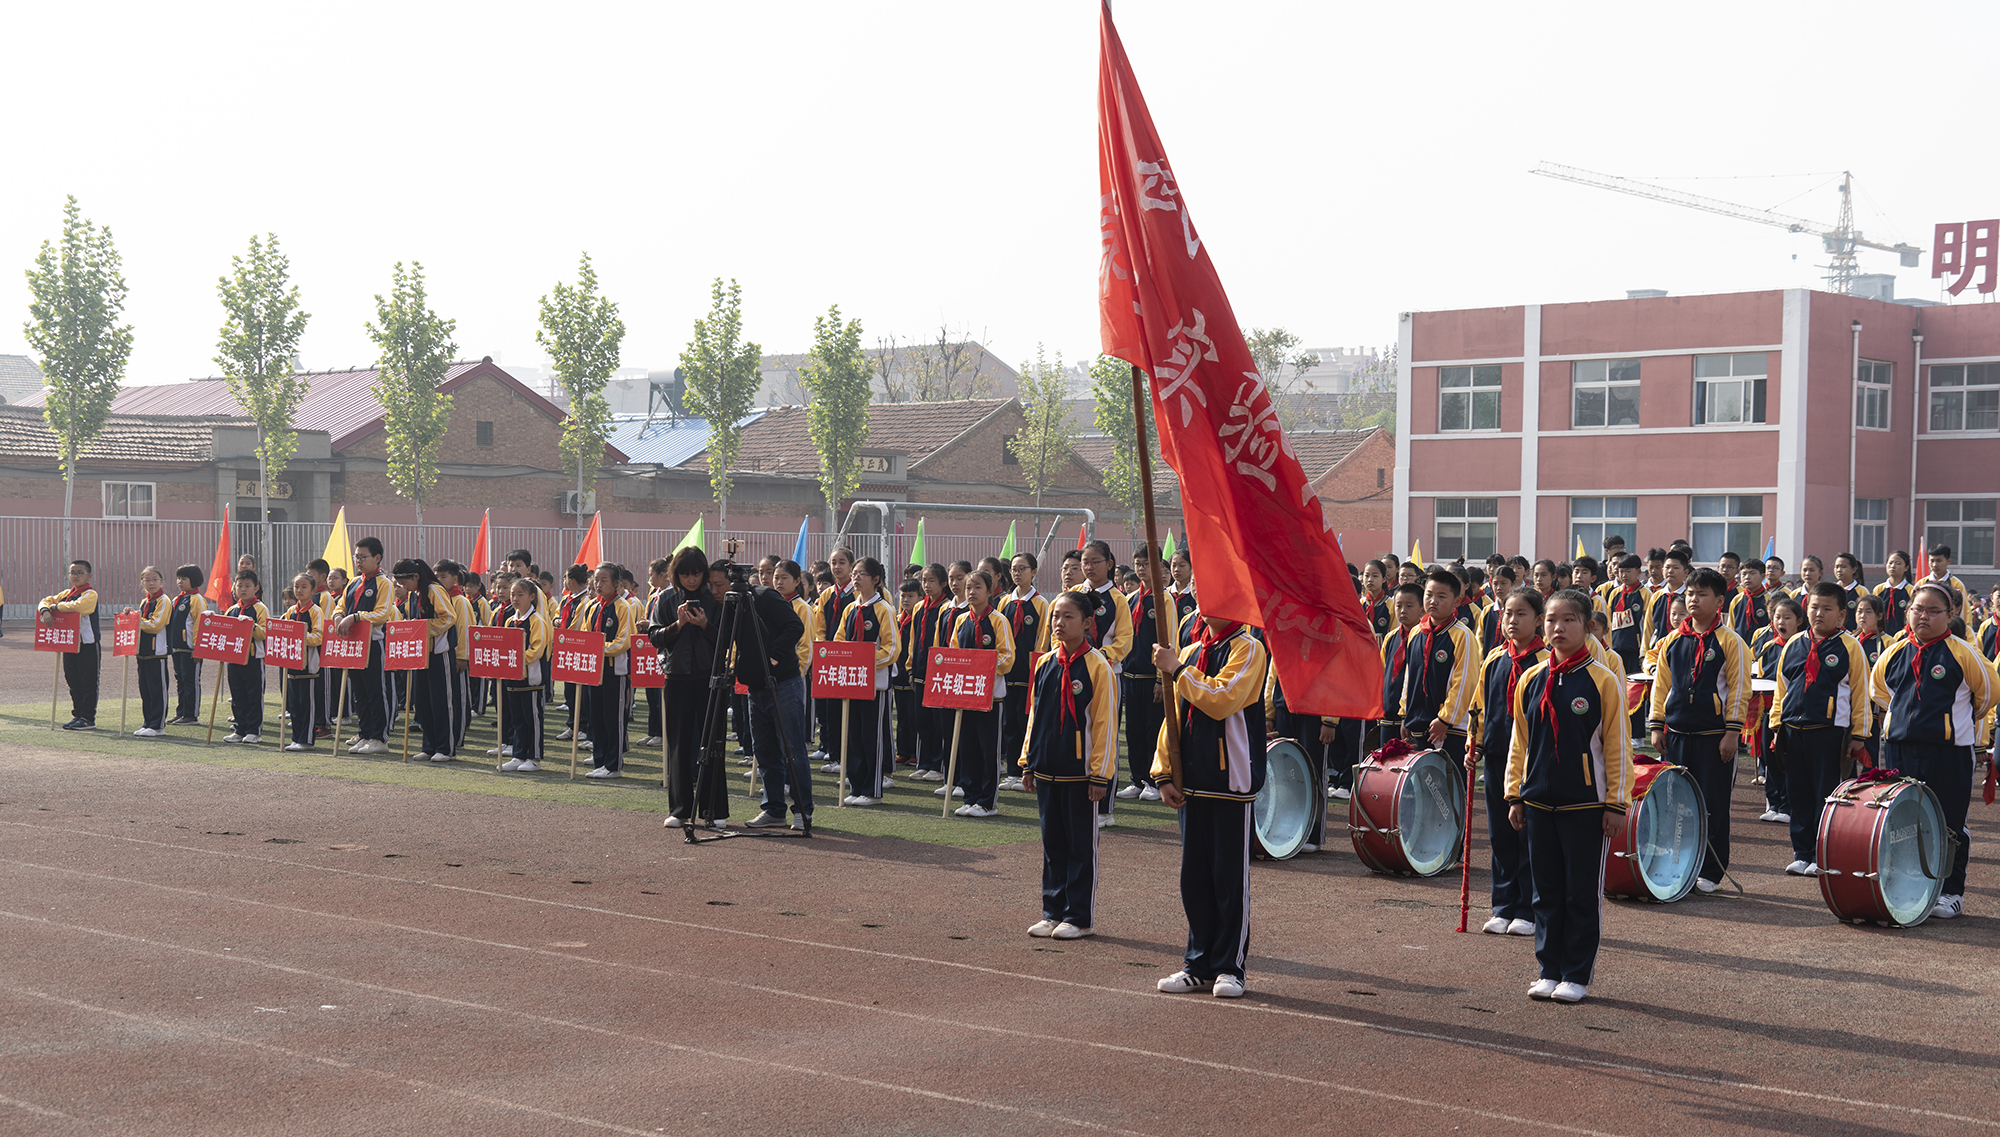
[365,262,458,556]
[880,324,1000,402]
[679,278,762,540]
[215,234,311,574]
[24,196,133,566]
[536,252,625,535]
[1006,344,1079,542]
[1243,326,1322,428]
[799,304,872,536]
[1090,353,1159,540]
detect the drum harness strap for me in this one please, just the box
[1825,772,1957,882]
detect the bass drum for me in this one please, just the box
[1818,776,1950,927]
[1603,759,1707,902]
[1254,739,1318,861]
[1350,747,1463,877]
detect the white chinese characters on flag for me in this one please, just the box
[1097,1,1380,718]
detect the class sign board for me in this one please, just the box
[112,611,141,657]
[552,629,605,686]
[812,640,877,700]
[923,647,1000,710]
[628,639,664,690]
[468,625,525,681]
[33,612,80,654]
[382,620,429,672]
[193,614,254,666]
[265,619,307,668]
[321,619,372,669]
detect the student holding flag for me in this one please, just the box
[333,537,396,755]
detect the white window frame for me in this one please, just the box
[1569,496,1638,555]
[1924,499,1997,568]
[1856,360,1892,431]
[1570,358,1641,429]
[102,480,156,520]
[1434,496,1499,561]
[1690,494,1763,565]
[1693,353,1768,426]
[1437,365,1502,432]
[1928,363,2000,433]
[1853,498,1888,566]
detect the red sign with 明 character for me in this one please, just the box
[812,640,877,700]
[382,620,428,672]
[923,647,1000,710]
[193,614,254,665]
[34,612,80,654]
[112,611,140,658]
[264,619,307,668]
[552,629,605,686]
[468,625,525,681]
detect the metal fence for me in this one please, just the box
[0,516,1160,611]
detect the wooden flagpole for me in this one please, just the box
[1130,365,1184,791]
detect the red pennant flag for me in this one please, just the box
[573,512,602,567]
[469,509,492,575]
[1096,3,1378,718]
[205,506,233,605]
[1077,524,1088,550]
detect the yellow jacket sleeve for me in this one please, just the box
[1439,624,1479,730]
[1593,662,1635,812]
[989,611,1015,680]
[138,597,170,634]
[44,588,98,615]
[424,584,456,639]
[1035,595,1053,653]
[1503,661,1541,801]
[603,600,633,658]
[1169,634,1266,722]
[523,612,548,664]
[1085,651,1118,782]
[792,597,813,673]
[452,596,474,660]
[1955,637,1998,721]
[1647,631,1678,728]
[1722,629,1751,732]
[1842,634,1872,741]
[874,599,899,669]
[1869,639,1901,710]
[1767,643,1787,730]
[250,601,268,641]
[302,606,323,648]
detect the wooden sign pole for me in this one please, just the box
[120,655,131,734]
[836,700,851,806]
[206,663,225,744]
[940,709,965,818]
[49,655,62,731]
[331,672,349,753]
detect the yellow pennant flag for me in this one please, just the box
[1408,538,1424,569]
[322,507,353,577]
[1575,533,1588,559]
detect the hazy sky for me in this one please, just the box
[4,1,1994,387]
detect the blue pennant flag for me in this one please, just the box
[792,517,810,565]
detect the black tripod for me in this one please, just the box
[683,568,809,843]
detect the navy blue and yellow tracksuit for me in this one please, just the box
[1122,587,1166,793]
[334,572,395,741]
[1769,631,1872,862]
[1024,645,1117,928]
[501,606,549,763]
[998,589,1050,778]
[1475,641,1547,924]
[1727,587,1770,649]
[948,606,1015,810]
[1873,581,1911,632]
[280,600,324,747]
[834,594,899,800]
[1153,625,1269,983]
[135,589,172,731]
[1871,634,1997,895]
[1074,580,1133,815]
[167,588,206,721]
[1506,653,1633,986]
[1646,620,1750,881]
[1398,617,1479,764]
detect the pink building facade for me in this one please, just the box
[1395,289,2000,587]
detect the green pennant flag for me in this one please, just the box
[1161,529,1177,561]
[675,517,704,553]
[910,517,926,566]
[999,520,1016,559]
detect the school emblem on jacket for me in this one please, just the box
[1703,648,1716,661]
[1930,664,1947,680]
[981,633,993,646]
[1434,648,1448,662]
[1570,697,1589,715]
[1071,679,1084,695]
[1824,653,1839,667]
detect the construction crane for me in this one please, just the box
[1531,161,1922,295]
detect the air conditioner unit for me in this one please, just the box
[559,490,597,515]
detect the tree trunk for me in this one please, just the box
[575,461,585,534]
[258,426,272,578]
[62,446,74,570]
[415,499,426,558]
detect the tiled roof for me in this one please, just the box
[0,354,44,404]
[678,399,1015,475]
[1068,436,1180,501]
[1287,427,1381,478]
[0,404,237,466]
[20,360,625,460]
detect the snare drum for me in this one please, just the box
[1817,775,1950,927]
[1603,758,1708,902]
[1255,739,1319,860]
[1350,747,1463,877]
[1625,672,1653,715]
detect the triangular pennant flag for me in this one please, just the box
[574,512,603,566]
[206,506,233,605]
[792,517,810,565]
[1076,524,1088,550]
[322,507,352,578]
[1762,535,1777,560]
[999,520,1017,560]
[1575,533,1588,560]
[911,517,927,566]
[1409,539,1424,569]
[674,517,704,554]
[1161,529,1177,561]
[469,509,492,575]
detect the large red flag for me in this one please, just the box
[205,506,233,605]
[1097,3,1379,718]
[469,509,492,575]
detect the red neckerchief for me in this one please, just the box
[142,588,165,615]
[1055,638,1089,725]
[957,604,991,647]
[1128,586,1151,628]
[1540,647,1593,748]
[346,571,376,609]
[1505,637,1545,709]
[1195,620,1241,672]
[843,596,873,640]
[447,584,464,598]
[1676,614,1719,700]
[1412,614,1446,699]
[1802,631,1832,687]
[1006,589,1036,640]
[1614,583,1642,612]
[1909,631,1949,705]
[57,583,88,603]
[1386,625,1412,685]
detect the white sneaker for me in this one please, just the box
[1211,975,1245,999]
[1481,916,1510,935]
[844,795,881,806]
[999,776,1023,791]
[284,742,310,752]
[487,747,502,757]
[499,757,527,771]
[556,728,573,740]
[1299,843,1317,853]
[586,766,619,779]
[242,734,260,744]
[1139,785,1162,802]
[1115,784,1142,799]
[1552,982,1589,1003]
[706,818,729,831]
[821,762,842,773]
[1157,970,1212,994]
[1528,978,1559,1000]
[638,735,660,746]
[1770,812,1791,824]
[354,740,388,754]
[808,749,827,761]
[1784,859,1813,876]
[1052,922,1093,939]
[1695,878,1719,894]
[578,740,594,751]
[744,811,786,829]
[662,816,683,828]
[413,753,431,762]
[500,746,513,757]
[934,785,964,797]
[1027,919,1058,938]
[132,727,161,738]
[1803,863,1819,876]
[223,733,243,743]
[953,804,972,816]
[1933,894,1964,919]
[881,776,895,788]
[1751,774,1767,785]
[1758,809,1781,822]
[428,752,452,763]
[915,769,945,782]
[963,805,997,818]
[515,760,539,772]
[1331,786,1352,800]
[1097,815,1116,829]
[1506,918,1535,936]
